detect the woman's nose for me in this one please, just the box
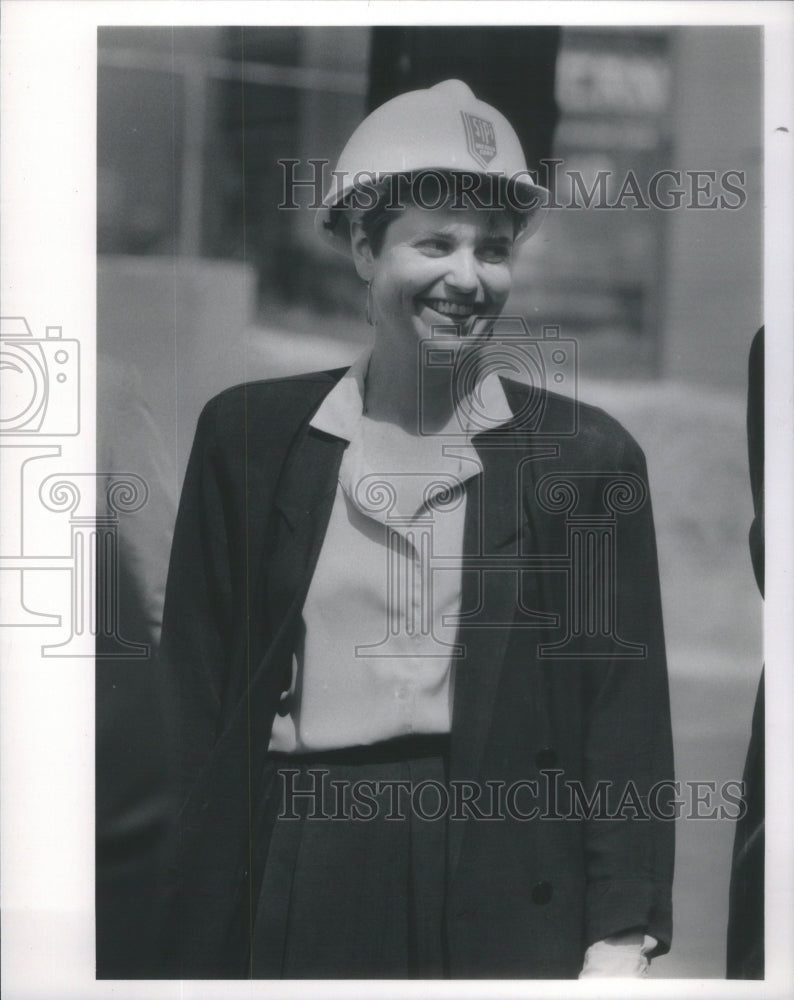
[444,249,479,295]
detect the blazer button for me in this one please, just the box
[532,881,553,905]
[535,746,558,769]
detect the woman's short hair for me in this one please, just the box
[331,170,525,257]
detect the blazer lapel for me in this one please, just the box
[269,424,347,610]
[238,424,348,802]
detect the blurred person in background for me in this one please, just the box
[726,327,764,979]
[155,80,674,979]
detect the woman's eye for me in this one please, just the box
[479,244,511,263]
[415,238,451,256]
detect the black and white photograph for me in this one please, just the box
[1,2,793,998]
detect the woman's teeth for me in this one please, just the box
[424,299,475,318]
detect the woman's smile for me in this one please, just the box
[418,298,478,320]
[354,200,515,350]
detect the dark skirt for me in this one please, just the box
[251,735,450,979]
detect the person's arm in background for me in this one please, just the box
[96,356,179,978]
[726,327,764,979]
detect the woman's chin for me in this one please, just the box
[415,305,476,342]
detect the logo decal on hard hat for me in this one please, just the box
[460,111,497,168]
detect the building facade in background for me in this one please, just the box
[97,26,761,384]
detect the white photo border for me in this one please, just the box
[1,2,792,998]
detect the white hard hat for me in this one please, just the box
[315,79,550,256]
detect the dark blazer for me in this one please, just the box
[156,368,674,978]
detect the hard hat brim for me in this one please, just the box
[314,172,550,257]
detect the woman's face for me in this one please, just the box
[354,199,515,352]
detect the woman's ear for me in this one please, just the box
[350,218,375,282]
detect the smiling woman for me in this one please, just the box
[350,198,515,444]
[155,79,674,980]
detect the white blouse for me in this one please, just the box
[269,350,513,753]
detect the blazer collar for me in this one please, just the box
[309,348,516,445]
[273,426,345,532]
[272,373,348,531]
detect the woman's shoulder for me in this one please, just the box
[198,367,348,430]
[499,377,646,467]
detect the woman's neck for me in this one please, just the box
[365,333,478,436]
